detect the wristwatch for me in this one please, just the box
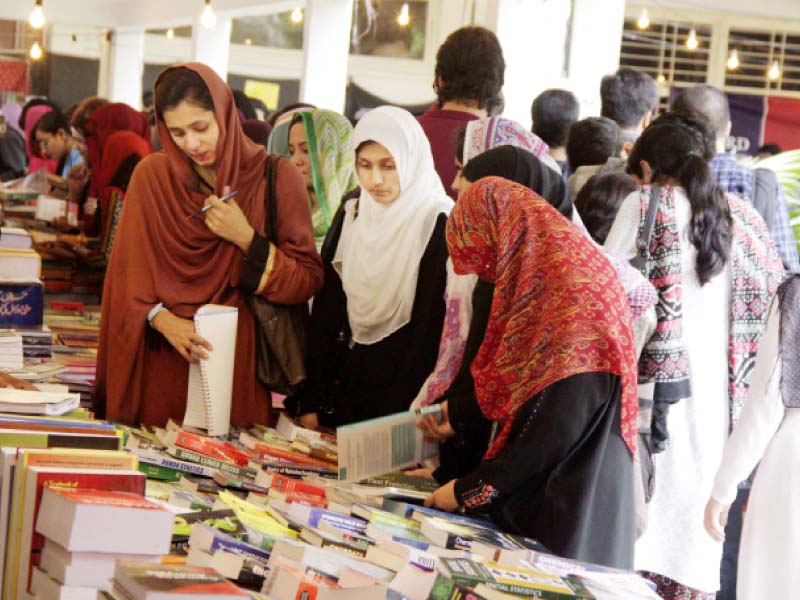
[147,302,166,327]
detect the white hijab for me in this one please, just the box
[333,106,453,345]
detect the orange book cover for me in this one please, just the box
[175,431,250,467]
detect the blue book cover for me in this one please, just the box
[0,282,43,326]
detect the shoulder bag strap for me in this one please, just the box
[637,184,661,261]
[265,155,281,244]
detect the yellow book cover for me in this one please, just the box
[3,448,136,600]
[217,491,297,539]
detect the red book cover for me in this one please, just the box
[23,468,145,592]
[269,473,327,498]
[270,488,328,508]
[175,431,250,467]
[255,443,336,469]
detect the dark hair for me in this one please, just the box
[232,89,257,121]
[453,125,467,165]
[19,98,60,130]
[757,143,781,156]
[70,96,109,136]
[267,102,316,127]
[566,117,622,172]
[31,111,71,158]
[154,67,214,120]
[574,172,637,244]
[531,89,579,147]
[671,84,730,139]
[627,112,732,285]
[600,68,658,129]
[434,26,504,109]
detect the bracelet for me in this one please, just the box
[147,303,166,327]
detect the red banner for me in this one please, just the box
[0,60,29,94]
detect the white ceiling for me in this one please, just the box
[1,0,800,30]
[0,0,302,29]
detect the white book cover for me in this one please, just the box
[183,304,238,437]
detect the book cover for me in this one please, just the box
[174,430,250,467]
[437,558,595,599]
[113,561,248,598]
[0,282,44,327]
[255,471,327,497]
[167,446,257,479]
[189,522,272,564]
[300,526,371,558]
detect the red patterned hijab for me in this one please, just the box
[446,177,639,458]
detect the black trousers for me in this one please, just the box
[716,487,750,600]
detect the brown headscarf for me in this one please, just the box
[96,63,276,426]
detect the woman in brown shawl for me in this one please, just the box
[96,63,323,427]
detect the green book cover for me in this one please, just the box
[138,462,182,481]
[439,558,595,599]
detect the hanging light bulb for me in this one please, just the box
[30,41,43,60]
[166,28,175,39]
[686,28,699,50]
[768,61,781,81]
[726,49,740,70]
[200,0,217,29]
[398,3,410,26]
[29,0,45,29]
[657,73,666,83]
[637,9,650,30]
[290,7,303,24]
[245,38,252,46]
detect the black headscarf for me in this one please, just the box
[462,145,573,219]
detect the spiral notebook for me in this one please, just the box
[183,304,239,437]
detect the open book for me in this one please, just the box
[0,388,79,415]
[183,304,238,437]
[336,405,441,482]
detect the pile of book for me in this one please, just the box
[31,487,174,599]
[44,303,100,407]
[0,333,23,370]
[0,187,40,220]
[0,408,663,599]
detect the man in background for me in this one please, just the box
[531,89,579,180]
[418,26,505,199]
[673,84,799,274]
[600,68,659,156]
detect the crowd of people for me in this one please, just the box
[1,24,798,600]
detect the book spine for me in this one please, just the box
[209,535,271,564]
[137,453,216,477]
[176,431,249,466]
[138,462,182,481]
[229,558,269,591]
[270,474,327,498]
[311,511,367,535]
[265,465,338,479]
[319,538,368,558]
[170,447,256,479]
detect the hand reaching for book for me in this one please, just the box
[0,372,37,391]
[703,497,730,543]
[151,310,213,364]
[424,479,459,512]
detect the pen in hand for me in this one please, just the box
[187,190,238,220]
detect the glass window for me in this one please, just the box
[350,0,427,60]
[230,12,303,50]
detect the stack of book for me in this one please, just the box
[45,303,99,407]
[30,487,174,599]
[104,561,249,599]
[0,187,40,219]
[0,332,23,370]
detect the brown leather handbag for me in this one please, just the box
[246,155,309,395]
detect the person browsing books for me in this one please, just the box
[96,62,323,428]
[286,106,452,428]
[421,177,639,570]
[270,109,358,252]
